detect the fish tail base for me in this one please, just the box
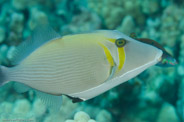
[0,66,8,87]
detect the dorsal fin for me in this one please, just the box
[9,24,61,66]
[129,32,137,39]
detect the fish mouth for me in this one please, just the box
[169,58,178,65]
[157,50,178,67]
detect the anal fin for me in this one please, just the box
[35,90,62,111]
[13,82,62,111]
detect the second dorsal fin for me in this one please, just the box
[9,24,61,66]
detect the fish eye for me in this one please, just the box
[115,38,126,47]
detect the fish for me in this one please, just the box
[0,25,176,109]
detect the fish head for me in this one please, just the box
[96,30,163,77]
[129,33,178,67]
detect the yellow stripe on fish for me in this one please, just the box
[98,42,115,67]
[117,47,125,71]
[106,38,126,72]
[108,38,116,43]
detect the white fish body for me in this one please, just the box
[0,26,162,107]
[8,33,112,95]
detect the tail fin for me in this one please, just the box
[0,66,8,87]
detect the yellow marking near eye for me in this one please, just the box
[107,38,116,43]
[98,42,114,67]
[118,47,125,71]
[106,38,126,72]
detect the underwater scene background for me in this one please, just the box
[0,0,183,122]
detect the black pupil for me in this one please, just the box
[118,41,123,44]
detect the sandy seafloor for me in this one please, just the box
[0,0,183,122]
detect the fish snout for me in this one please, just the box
[157,51,177,67]
[118,40,163,75]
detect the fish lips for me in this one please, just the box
[156,50,178,67]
